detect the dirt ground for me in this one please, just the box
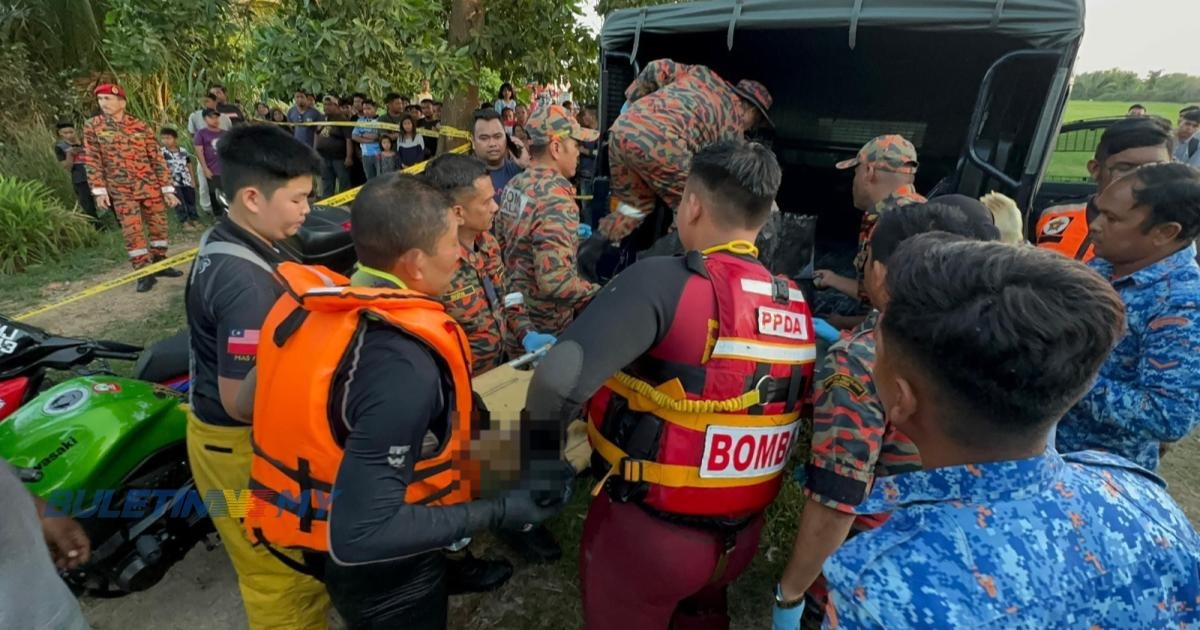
[9,239,1200,630]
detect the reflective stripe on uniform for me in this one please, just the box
[739,278,804,302]
[709,338,816,364]
[151,240,169,248]
[503,292,524,308]
[587,422,777,489]
[128,248,149,257]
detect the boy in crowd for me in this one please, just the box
[194,108,227,216]
[159,128,200,228]
[54,121,101,226]
[353,99,383,180]
[184,124,330,630]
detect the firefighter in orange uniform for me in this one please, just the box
[82,83,183,292]
[526,140,816,630]
[1035,116,1174,262]
[243,174,560,629]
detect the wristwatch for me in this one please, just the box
[774,582,805,609]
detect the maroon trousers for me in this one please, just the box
[579,493,764,630]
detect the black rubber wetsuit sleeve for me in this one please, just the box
[525,255,690,425]
[328,326,501,566]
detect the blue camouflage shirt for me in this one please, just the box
[823,449,1200,629]
[1056,243,1200,470]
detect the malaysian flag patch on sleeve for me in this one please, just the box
[227,329,261,356]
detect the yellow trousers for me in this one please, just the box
[186,413,331,630]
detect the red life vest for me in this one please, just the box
[587,243,816,519]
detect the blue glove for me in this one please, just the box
[522,331,556,354]
[772,598,806,630]
[578,223,593,239]
[620,100,631,114]
[813,317,841,344]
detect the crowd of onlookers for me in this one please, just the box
[51,80,593,227]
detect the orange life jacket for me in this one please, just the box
[587,244,816,520]
[1035,203,1095,262]
[243,262,477,553]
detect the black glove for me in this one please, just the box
[577,233,610,283]
[495,492,564,531]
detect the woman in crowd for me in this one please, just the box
[495,82,517,114]
[396,115,426,169]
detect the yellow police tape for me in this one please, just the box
[13,143,472,322]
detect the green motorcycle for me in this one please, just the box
[0,203,356,595]
[0,321,211,595]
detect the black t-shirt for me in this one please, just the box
[186,219,288,426]
[316,113,351,159]
[217,102,246,126]
[54,140,87,184]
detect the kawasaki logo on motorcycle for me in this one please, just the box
[34,436,78,471]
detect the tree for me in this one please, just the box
[1072,69,1200,104]
[473,0,600,104]
[245,0,473,102]
[597,0,681,16]
[103,0,251,122]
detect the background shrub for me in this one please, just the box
[0,174,96,274]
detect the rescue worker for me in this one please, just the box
[1035,116,1174,262]
[527,139,816,629]
[422,153,556,374]
[499,104,600,341]
[771,201,1000,629]
[579,58,773,267]
[1055,163,1200,471]
[183,124,331,629]
[812,135,924,311]
[82,83,183,292]
[817,235,1200,627]
[243,173,560,629]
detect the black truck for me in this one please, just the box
[590,0,1087,269]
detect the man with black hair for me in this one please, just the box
[1128,103,1147,117]
[184,123,331,630]
[316,95,353,197]
[249,173,560,629]
[1055,163,1200,471]
[1174,107,1200,167]
[1036,116,1174,261]
[773,201,1000,629]
[423,153,554,374]
[287,88,323,148]
[54,121,101,225]
[817,236,1200,627]
[208,83,246,126]
[473,108,522,208]
[378,92,407,144]
[528,139,816,629]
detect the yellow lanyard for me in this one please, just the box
[701,240,759,258]
[355,264,409,289]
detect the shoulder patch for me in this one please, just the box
[821,373,867,398]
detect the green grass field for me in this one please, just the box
[1045,100,1190,182]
